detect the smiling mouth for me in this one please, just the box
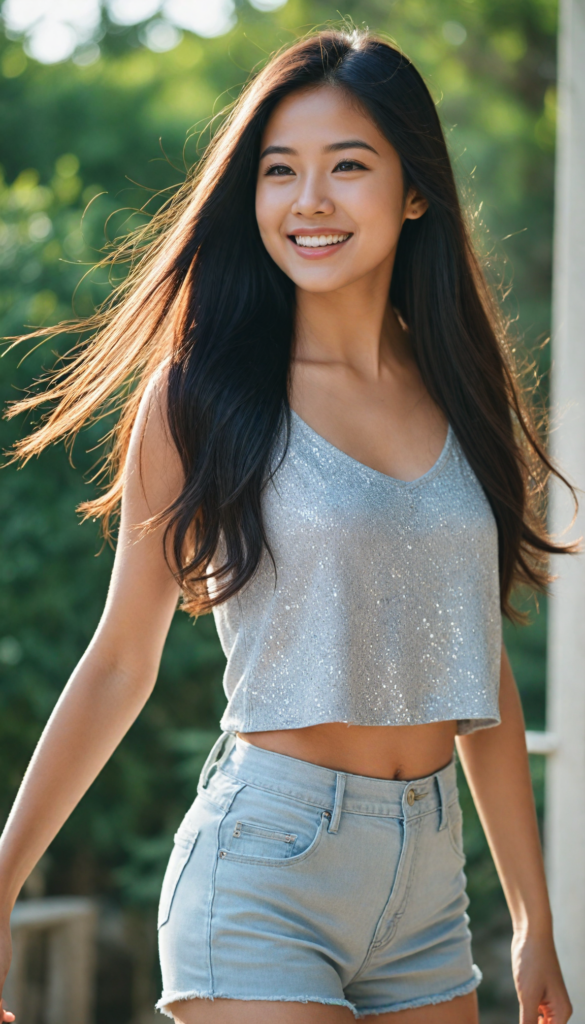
[290,232,352,248]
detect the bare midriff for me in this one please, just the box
[237,720,458,781]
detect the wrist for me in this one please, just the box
[0,878,20,924]
[512,908,554,942]
[0,903,14,925]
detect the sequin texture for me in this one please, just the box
[213,411,501,735]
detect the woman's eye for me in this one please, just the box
[333,160,366,172]
[265,164,295,176]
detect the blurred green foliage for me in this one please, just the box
[0,0,555,966]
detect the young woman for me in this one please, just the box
[0,29,575,1024]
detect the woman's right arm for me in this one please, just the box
[0,380,185,1020]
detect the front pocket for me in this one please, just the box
[157,827,199,929]
[231,820,298,855]
[219,810,328,868]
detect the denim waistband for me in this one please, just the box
[199,732,458,827]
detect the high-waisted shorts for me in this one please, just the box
[156,734,481,1019]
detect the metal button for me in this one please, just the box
[406,789,415,806]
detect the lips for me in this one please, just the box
[287,230,353,259]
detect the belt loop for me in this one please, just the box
[328,773,346,834]
[198,732,235,792]
[435,773,448,831]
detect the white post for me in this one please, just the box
[546,0,585,1018]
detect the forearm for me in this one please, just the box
[0,384,186,921]
[456,646,551,936]
[0,643,156,918]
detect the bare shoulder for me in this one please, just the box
[124,367,185,519]
[132,365,176,455]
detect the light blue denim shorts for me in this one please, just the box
[156,734,481,1019]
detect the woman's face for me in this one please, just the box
[255,84,427,294]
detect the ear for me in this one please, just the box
[403,186,429,221]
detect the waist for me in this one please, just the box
[237,720,458,781]
[208,733,460,820]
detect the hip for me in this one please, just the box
[156,735,475,1015]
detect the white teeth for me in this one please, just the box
[294,233,350,248]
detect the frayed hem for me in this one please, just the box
[155,993,210,1018]
[156,991,357,1018]
[354,964,482,1018]
[156,966,482,1019]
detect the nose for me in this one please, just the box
[291,173,334,218]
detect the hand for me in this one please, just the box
[0,919,15,1023]
[512,929,572,1023]
[0,1002,14,1024]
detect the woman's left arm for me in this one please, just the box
[456,646,572,1024]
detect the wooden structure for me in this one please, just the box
[4,897,96,1024]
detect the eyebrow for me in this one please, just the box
[259,139,379,159]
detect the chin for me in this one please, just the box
[285,267,356,292]
[298,277,362,294]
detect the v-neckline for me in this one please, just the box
[290,409,453,489]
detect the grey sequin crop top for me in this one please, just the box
[213,410,502,736]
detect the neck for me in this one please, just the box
[293,256,411,379]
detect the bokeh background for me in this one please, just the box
[0,0,557,1020]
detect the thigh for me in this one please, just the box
[373,990,479,1024]
[168,998,356,1023]
[168,992,479,1023]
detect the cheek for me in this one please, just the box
[255,185,285,254]
[356,186,403,254]
[340,174,404,262]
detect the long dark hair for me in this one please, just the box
[5,29,575,619]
